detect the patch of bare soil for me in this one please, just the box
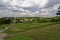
[11,26,23,31]
[0,33,7,40]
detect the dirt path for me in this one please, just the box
[0,25,12,40]
[0,33,7,40]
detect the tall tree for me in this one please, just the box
[56,6,60,16]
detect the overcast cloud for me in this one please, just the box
[0,0,60,17]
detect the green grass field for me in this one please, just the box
[3,22,60,40]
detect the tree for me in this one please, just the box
[0,18,12,25]
[56,6,60,16]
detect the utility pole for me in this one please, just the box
[14,17,16,25]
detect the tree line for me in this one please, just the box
[0,17,60,24]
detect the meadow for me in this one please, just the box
[3,22,60,40]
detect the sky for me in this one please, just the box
[0,0,60,17]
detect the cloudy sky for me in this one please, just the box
[0,0,60,17]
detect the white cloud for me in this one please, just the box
[41,9,48,13]
[53,4,60,10]
[2,0,48,8]
[0,0,60,17]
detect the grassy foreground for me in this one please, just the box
[3,22,60,40]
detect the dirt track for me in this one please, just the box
[0,33,7,40]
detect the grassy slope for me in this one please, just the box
[4,22,60,40]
